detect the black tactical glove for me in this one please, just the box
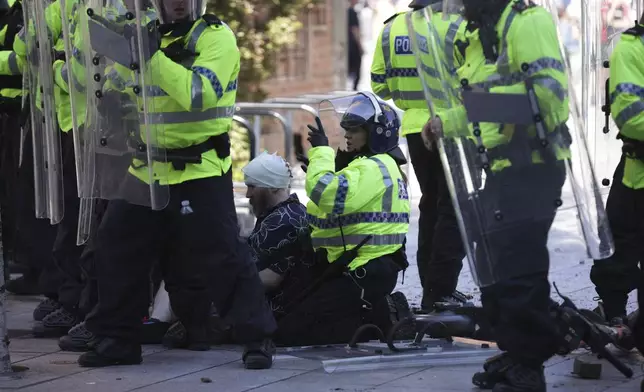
[307,116,329,148]
[123,20,161,64]
[296,153,309,173]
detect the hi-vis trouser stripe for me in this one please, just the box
[611,82,644,129]
[308,157,409,247]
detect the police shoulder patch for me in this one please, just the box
[383,13,400,25]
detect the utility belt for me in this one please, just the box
[618,133,644,162]
[129,132,231,171]
[486,124,572,170]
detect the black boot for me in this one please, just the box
[33,298,62,321]
[472,352,514,389]
[419,290,471,314]
[78,337,142,367]
[491,363,546,392]
[388,292,416,340]
[33,308,81,338]
[243,338,275,370]
[59,322,94,352]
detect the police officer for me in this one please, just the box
[1,0,60,300]
[280,92,410,345]
[592,13,644,344]
[77,0,276,368]
[590,14,644,333]
[417,0,599,389]
[13,0,87,337]
[370,0,467,311]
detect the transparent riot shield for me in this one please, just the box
[584,0,644,194]
[77,0,168,234]
[59,0,92,244]
[409,3,613,287]
[23,0,64,224]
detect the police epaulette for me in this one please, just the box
[383,13,399,25]
[202,14,222,26]
[623,23,644,37]
[512,0,535,12]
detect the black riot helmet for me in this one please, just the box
[408,0,441,10]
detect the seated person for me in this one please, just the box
[146,152,320,345]
[274,92,413,347]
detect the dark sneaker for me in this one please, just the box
[59,322,94,352]
[491,363,546,392]
[6,276,41,295]
[33,308,81,338]
[78,337,142,368]
[472,352,513,389]
[162,321,210,351]
[243,339,275,370]
[141,318,171,345]
[33,298,62,321]
[162,321,187,348]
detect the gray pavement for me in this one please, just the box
[1,294,643,391]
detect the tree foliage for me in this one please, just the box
[206,0,318,102]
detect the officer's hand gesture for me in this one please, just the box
[422,116,443,151]
[307,116,329,148]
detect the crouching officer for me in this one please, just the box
[75,0,276,369]
[277,92,411,345]
[371,0,467,311]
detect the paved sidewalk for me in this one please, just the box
[2,295,643,391]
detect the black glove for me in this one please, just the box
[307,116,329,148]
[296,153,309,173]
[123,20,161,63]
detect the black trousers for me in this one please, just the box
[0,113,22,266]
[407,134,464,308]
[78,198,110,316]
[478,162,567,367]
[52,131,85,314]
[85,171,276,343]
[274,255,399,346]
[14,124,59,296]
[591,156,643,320]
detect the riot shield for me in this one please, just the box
[77,0,168,217]
[59,0,93,244]
[584,0,643,194]
[408,2,613,288]
[23,0,64,224]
